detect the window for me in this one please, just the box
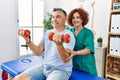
[18,0,44,56]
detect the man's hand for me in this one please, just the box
[18,29,30,42]
[52,33,63,46]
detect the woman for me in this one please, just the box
[67,8,98,76]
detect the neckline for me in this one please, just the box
[74,27,84,37]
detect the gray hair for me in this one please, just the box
[53,8,67,17]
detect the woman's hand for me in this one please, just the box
[66,49,77,61]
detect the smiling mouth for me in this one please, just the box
[73,22,78,24]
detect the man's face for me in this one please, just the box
[52,11,66,28]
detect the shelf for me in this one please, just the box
[111,10,120,13]
[106,0,120,79]
[107,54,120,58]
[108,32,120,36]
[106,56,120,79]
[106,74,120,80]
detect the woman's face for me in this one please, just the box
[72,12,83,27]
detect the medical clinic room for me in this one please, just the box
[0,0,120,80]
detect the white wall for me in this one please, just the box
[44,0,111,46]
[0,0,19,78]
[0,0,19,64]
[93,0,111,45]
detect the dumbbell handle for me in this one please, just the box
[48,32,70,43]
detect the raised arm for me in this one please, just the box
[52,33,75,63]
[18,29,44,56]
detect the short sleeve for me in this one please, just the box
[84,30,94,54]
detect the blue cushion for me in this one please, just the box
[1,56,43,78]
[69,69,106,80]
[1,56,106,80]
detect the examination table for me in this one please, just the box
[1,56,106,80]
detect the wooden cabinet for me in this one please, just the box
[95,47,106,78]
[105,0,120,80]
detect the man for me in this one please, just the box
[14,8,75,80]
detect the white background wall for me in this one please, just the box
[0,0,19,64]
